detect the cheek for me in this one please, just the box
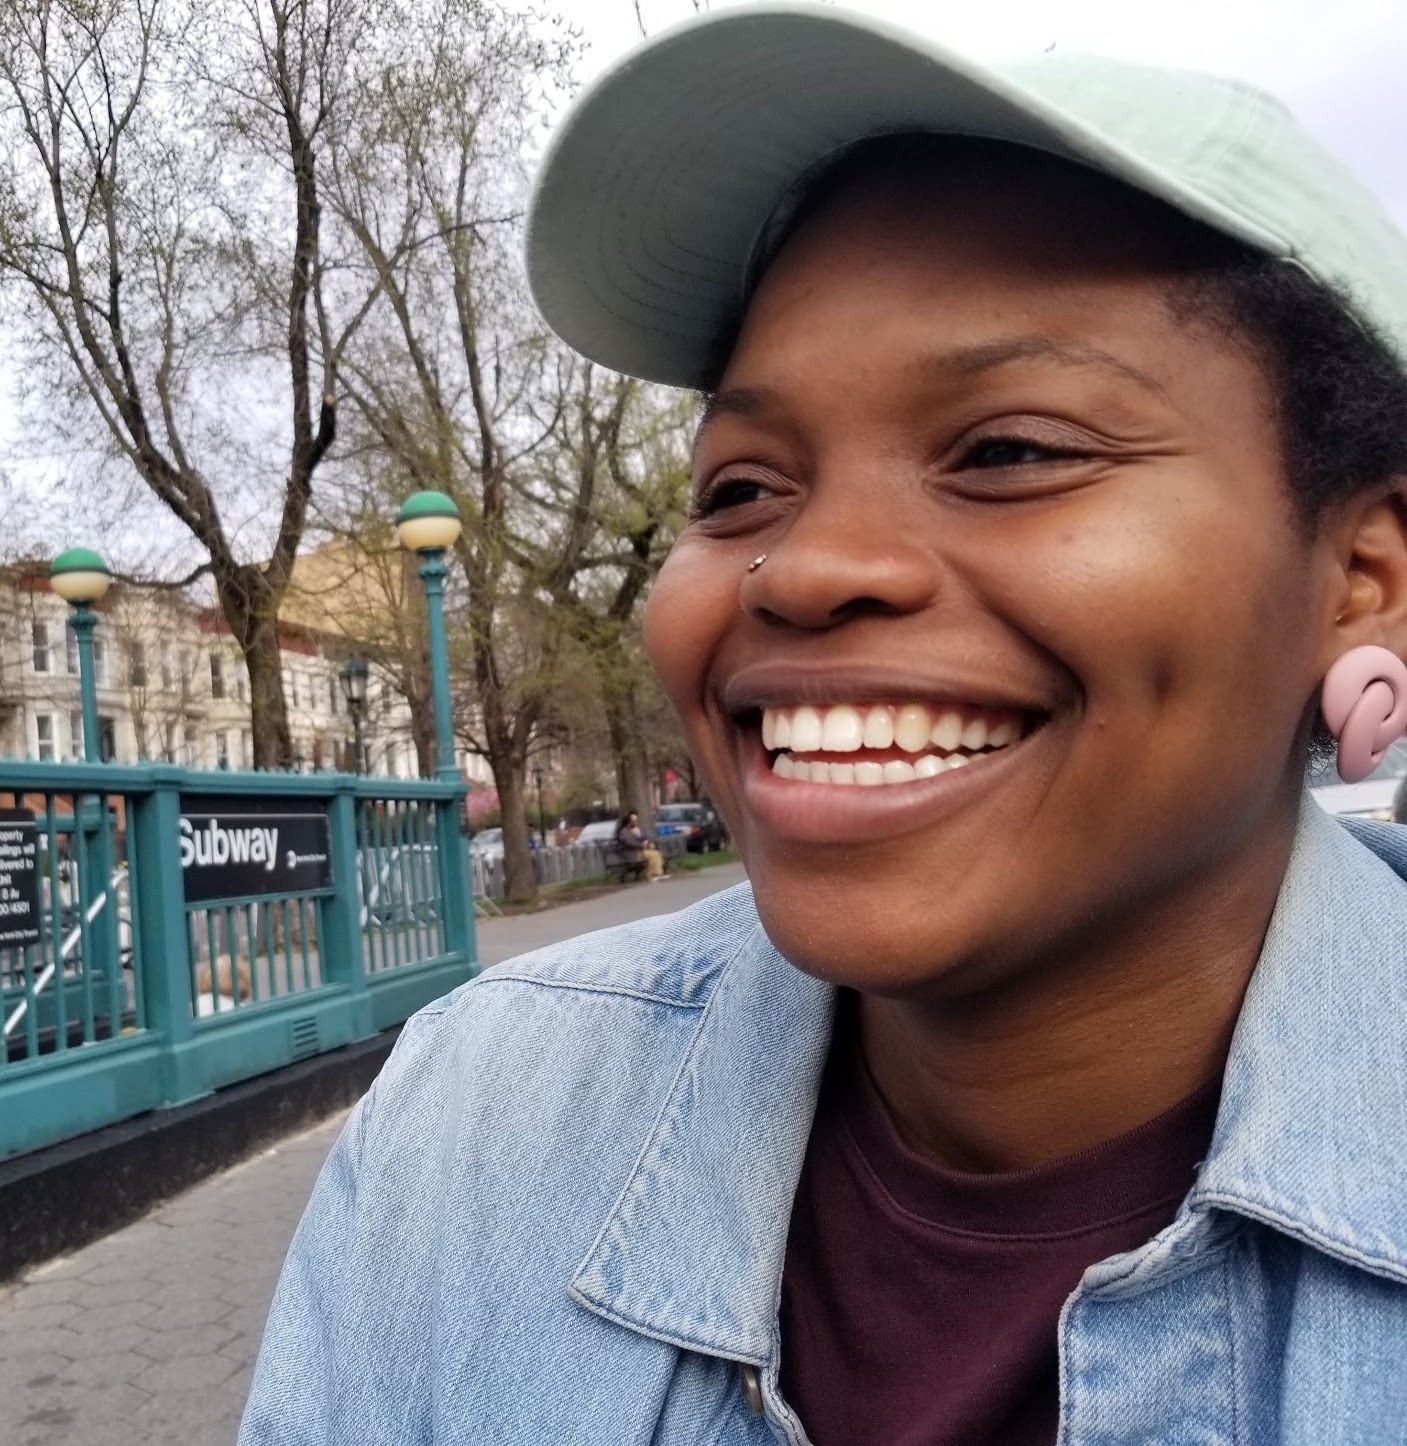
[642,540,734,722]
[987,467,1315,783]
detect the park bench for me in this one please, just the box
[602,845,648,884]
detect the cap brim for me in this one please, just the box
[526,3,1283,389]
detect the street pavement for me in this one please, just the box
[0,862,749,1446]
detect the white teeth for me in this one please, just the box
[914,754,944,778]
[960,717,989,751]
[761,702,1026,768]
[931,710,963,751]
[820,705,864,752]
[862,706,894,749]
[830,763,855,784]
[773,753,794,778]
[947,753,972,769]
[790,706,823,753]
[792,760,811,782]
[893,704,931,753]
[883,760,917,784]
[854,762,885,786]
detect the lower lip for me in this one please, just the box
[739,731,1039,844]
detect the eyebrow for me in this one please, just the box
[937,337,1167,396]
[696,335,1167,431]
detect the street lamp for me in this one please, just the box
[339,655,369,773]
[396,491,462,782]
[533,766,547,848]
[50,547,111,764]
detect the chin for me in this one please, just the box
[746,866,997,999]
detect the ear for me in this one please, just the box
[1318,482,1407,669]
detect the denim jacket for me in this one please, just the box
[241,801,1407,1444]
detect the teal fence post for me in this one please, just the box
[435,794,475,972]
[130,767,207,1106]
[321,782,373,1037]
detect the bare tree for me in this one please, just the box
[0,0,371,764]
[323,0,577,898]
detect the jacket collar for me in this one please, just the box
[571,801,1407,1363]
[1190,800,1407,1283]
[569,922,835,1364]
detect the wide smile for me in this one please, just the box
[735,698,1047,844]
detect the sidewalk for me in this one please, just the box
[0,1110,347,1446]
[0,862,748,1446]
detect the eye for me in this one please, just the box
[690,476,777,518]
[958,437,1073,469]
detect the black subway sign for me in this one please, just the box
[179,806,332,904]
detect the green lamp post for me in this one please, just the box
[50,547,111,763]
[49,547,119,1001]
[396,491,463,782]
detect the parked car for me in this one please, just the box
[1310,738,1407,822]
[469,827,504,859]
[654,802,727,853]
[574,820,620,847]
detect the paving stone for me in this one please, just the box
[133,1350,244,1393]
[0,1109,348,1445]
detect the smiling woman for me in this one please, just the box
[241,8,1407,1446]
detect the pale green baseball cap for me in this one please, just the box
[527,2,1407,388]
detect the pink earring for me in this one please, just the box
[1321,645,1407,783]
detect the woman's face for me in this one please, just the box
[644,150,1339,996]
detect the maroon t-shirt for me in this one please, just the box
[779,1002,1220,1446]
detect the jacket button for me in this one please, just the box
[739,1363,764,1416]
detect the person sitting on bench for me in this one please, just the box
[616,812,664,882]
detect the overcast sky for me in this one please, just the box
[553,0,1407,224]
[4,0,1404,563]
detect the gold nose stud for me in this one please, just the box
[747,554,768,573]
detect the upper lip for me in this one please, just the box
[720,660,1054,718]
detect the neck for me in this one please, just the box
[859,802,1301,1173]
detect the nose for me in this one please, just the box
[740,489,939,630]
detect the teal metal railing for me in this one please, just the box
[0,760,475,1161]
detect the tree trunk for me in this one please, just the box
[600,665,653,834]
[408,691,435,778]
[213,566,293,768]
[244,625,294,769]
[492,752,535,901]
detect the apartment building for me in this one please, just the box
[0,562,420,775]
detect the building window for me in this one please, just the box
[98,716,116,762]
[65,624,78,674]
[235,671,246,704]
[92,637,107,687]
[32,620,50,674]
[164,722,177,764]
[241,730,252,769]
[215,730,230,769]
[69,710,83,758]
[329,678,340,716]
[385,741,398,778]
[35,713,55,761]
[183,724,198,767]
[130,641,147,689]
[210,654,225,700]
[160,644,173,691]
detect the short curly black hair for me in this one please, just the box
[715,133,1407,522]
[1168,256,1407,523]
